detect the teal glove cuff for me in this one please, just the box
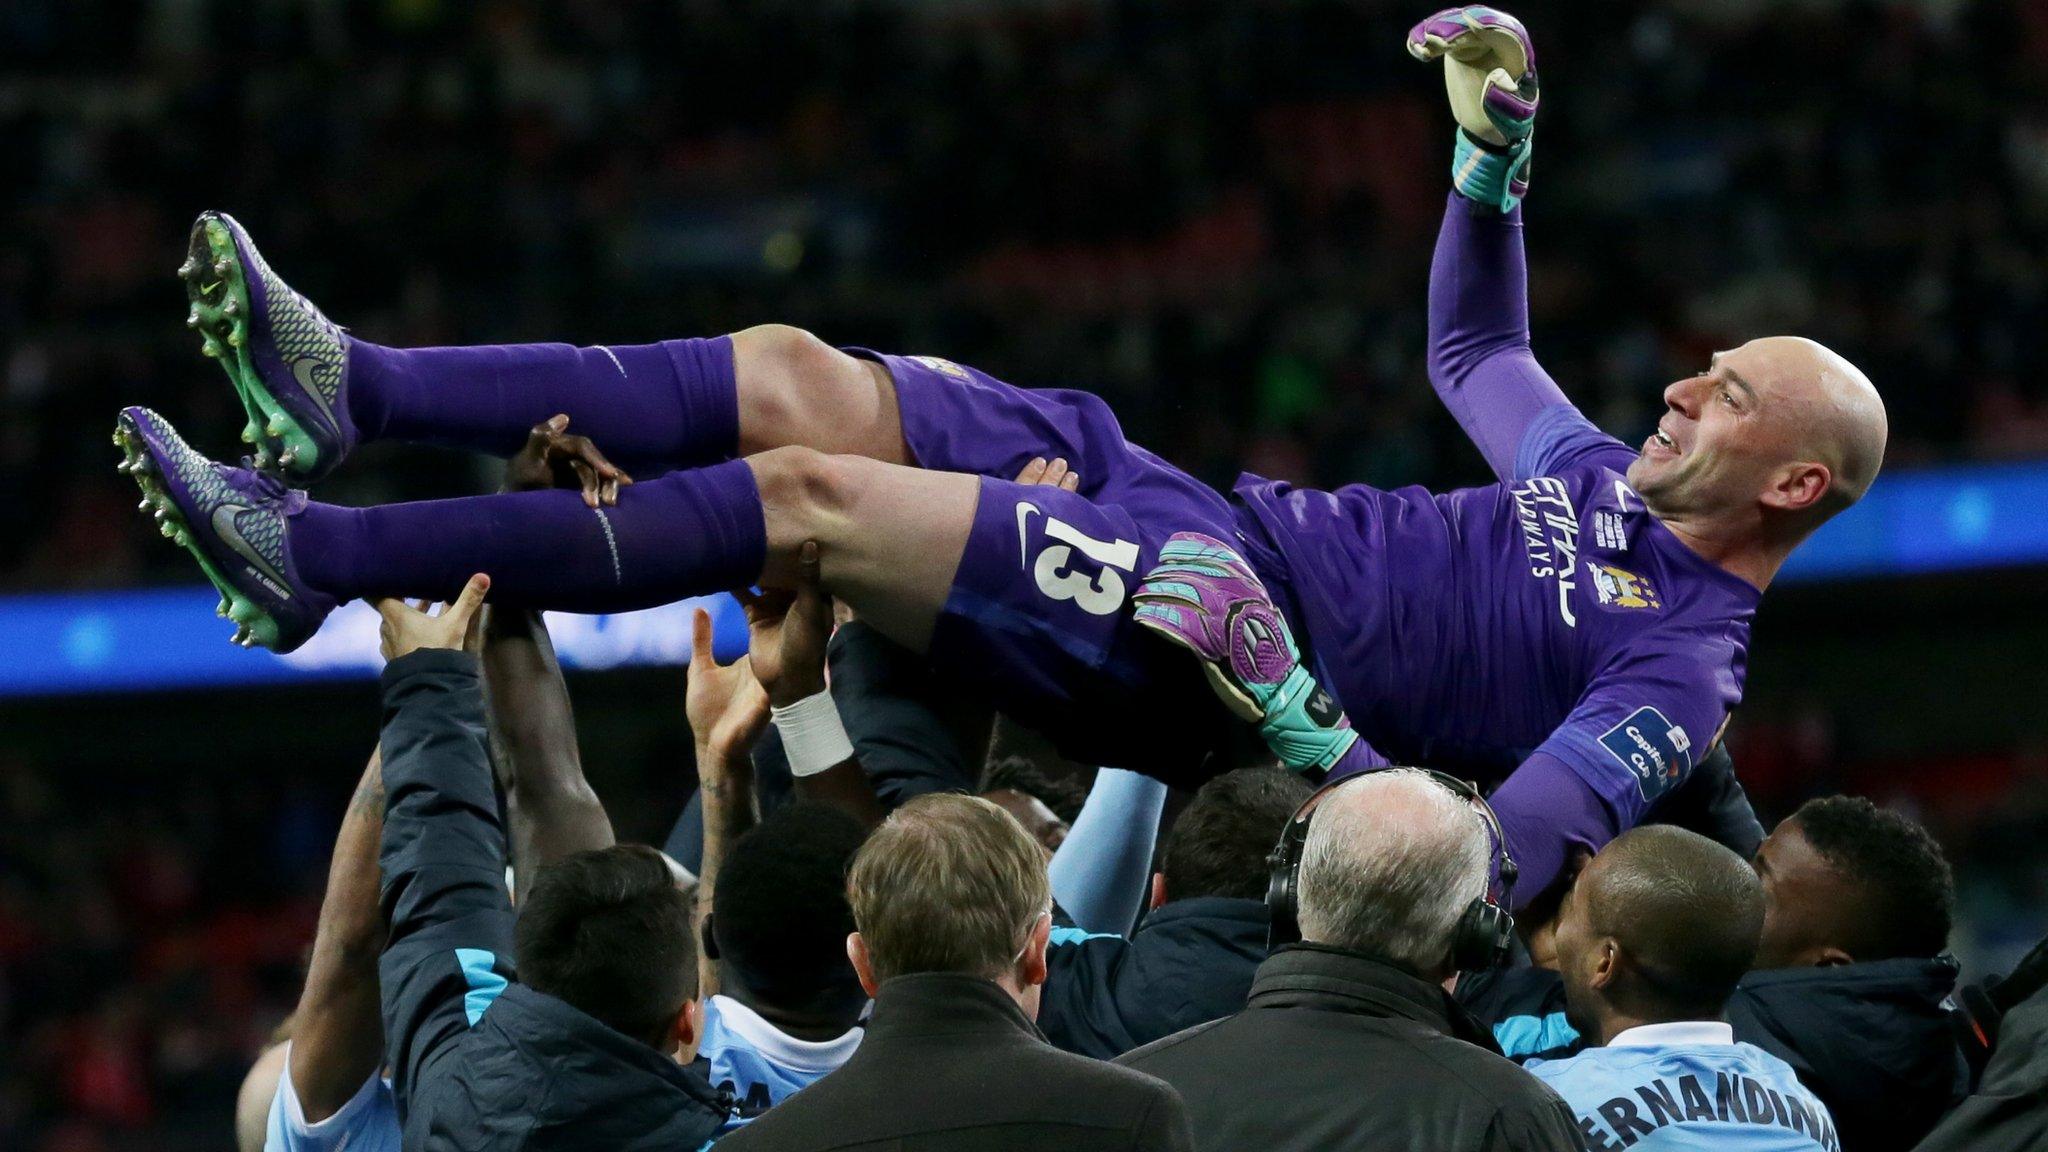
[1257,664,1361,775]
[1452,129,1532,213]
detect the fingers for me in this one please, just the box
[570,459,600,509]
[1015,456,1081,491]
[794,540,823,588]
[691,607,714,665]
[372,597,410,625]
[442,573,491,633]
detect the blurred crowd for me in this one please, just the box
[9,1,2048,1149]
[9,0,2048,587]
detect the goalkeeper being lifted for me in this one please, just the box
[119,7,1884,908]
[1136,5,1886,889]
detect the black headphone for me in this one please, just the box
[1265,768,1518,972]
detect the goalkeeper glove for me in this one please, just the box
[1407,6,1540,213]
[1133,532,1386,778]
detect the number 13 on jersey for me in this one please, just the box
[1017,501,1140,616]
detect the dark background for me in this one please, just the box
[5,1,2048,1148]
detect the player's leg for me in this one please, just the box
[183,213,911,481]
[115,405,966,651]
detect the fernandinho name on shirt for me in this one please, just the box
[1573,1069,1838,1152]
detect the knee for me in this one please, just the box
[734,324,852,394]
[749,445,868,528]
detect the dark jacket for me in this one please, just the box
[1118,945,1581,1152]
[716,972,1192,1152]
[1914,977,2048,1151]
[1040,897,1269,1059]
[1733,960,1969,1152]
[1462,957,1968,1152]
[378,651,729,1150]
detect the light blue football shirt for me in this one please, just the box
[699,994,863,1134]
[1527,1021,1837,1151]
[264,1043,399,1152]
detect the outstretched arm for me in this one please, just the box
[484,605,614,896]
[1411,7,1570,482]
[284,751,390,1121]
[482,414,634,893]
[685,607,770,1000]
[373,580,517,1108]
[1426,196,1573,483]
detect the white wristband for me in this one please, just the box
[771,690,855,778]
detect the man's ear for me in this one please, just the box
[1811,944,1855,968]
[1149,873,1168,911]
[1017,912,1052,990]
[1761,461,1832,514]
[670,999,701,1063]
[848,933,881,998]
[1588,938,1621,992]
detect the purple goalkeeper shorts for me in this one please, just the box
[847,349,1271,783]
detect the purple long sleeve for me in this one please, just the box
[1487,751,1617,909]
[1426,193,1573,482]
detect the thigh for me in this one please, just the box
[849,350,1164,497]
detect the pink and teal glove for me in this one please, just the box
[1133,532,1386,778]
[1408,6,1540,213]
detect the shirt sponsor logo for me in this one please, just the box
[910,355,970,379]
[1598,706,1693,802]
[1512,476,1580,627]
[1586,563,1661,610]
[1593,509,1628,551]
[1572,1071,1838,1152]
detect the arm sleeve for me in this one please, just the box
[376,649,517,1115]
[1531,639,1720,828]
[1049,769,1169,937]
[1487,751,1615,908]
[1427,192,1576,483]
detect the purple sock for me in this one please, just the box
[291,459,766,613]
[347,336,738,473]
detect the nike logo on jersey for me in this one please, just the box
[1015,501,1040,568]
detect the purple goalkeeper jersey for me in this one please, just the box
[1235,409,1758,824]
[1235,196,1760,824]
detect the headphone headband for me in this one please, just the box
[1264,767,1518,972]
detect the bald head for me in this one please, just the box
[1740,336,1887,512]
[1558,825,1763,1028]
[1297,769,1491,976]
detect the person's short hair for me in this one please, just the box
[1296,769,1490,973]
[1585,825,1763,1019]
[515,844,696,1047]
[980,755,1088,824]
[712,802,868,1014]
[847,793,1050,984]
[1161,768,1313,901]
[1792,795,1954,961]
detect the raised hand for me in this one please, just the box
[685,607,770,763]
[1408,6,1539,212]
[372,574,490,662]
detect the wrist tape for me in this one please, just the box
[771,690,854,778]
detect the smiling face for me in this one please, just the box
[1625,337,1885,539]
